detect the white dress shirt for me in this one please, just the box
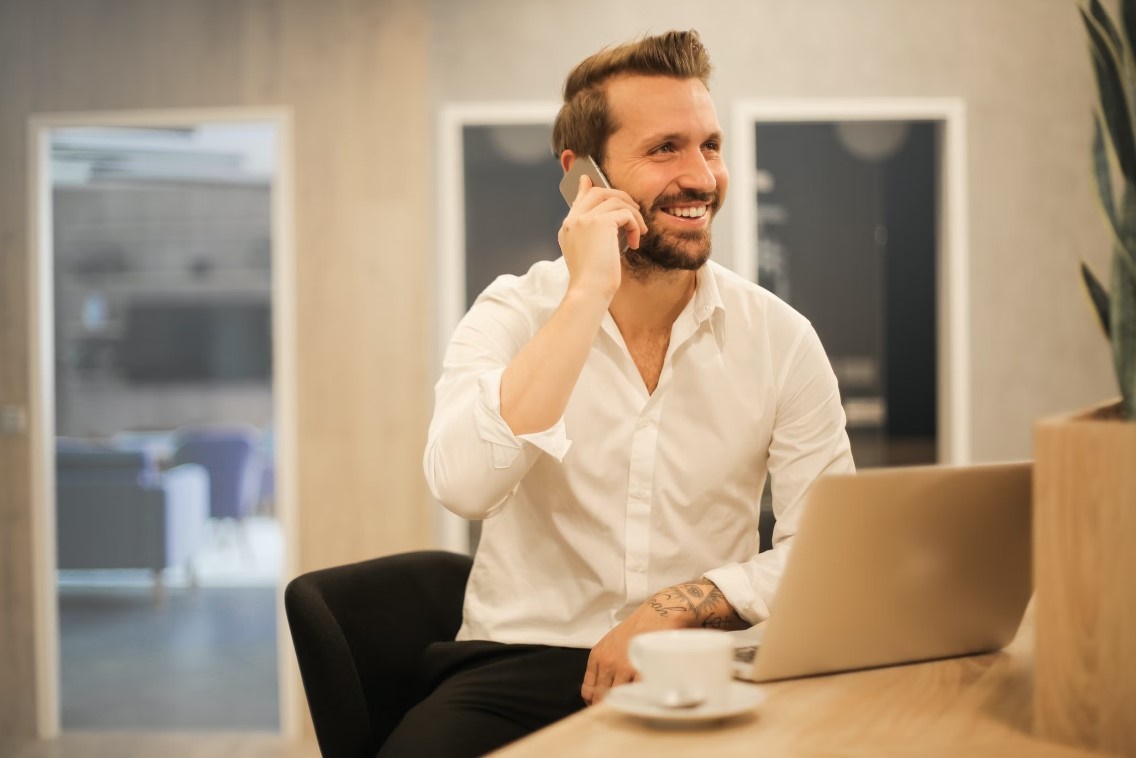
[424,257,854,648]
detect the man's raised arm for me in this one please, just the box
[424,174,645,519]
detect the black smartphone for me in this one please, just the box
[558,155,629,252]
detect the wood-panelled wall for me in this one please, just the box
[0,0,435,736]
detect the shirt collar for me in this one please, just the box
[693,263,727,345]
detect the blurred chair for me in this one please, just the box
[56,444,209,594]
[285,550,472,758]
[170,424,262,523]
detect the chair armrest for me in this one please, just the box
[285,550,472,758]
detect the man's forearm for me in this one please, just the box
[500,287,609,436]
[645,580,748,630]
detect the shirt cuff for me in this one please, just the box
[476,368,572,467]
[702,563,770,625]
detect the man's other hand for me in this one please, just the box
[581,580,746,705]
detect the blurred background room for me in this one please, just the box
[0,1,1115,756]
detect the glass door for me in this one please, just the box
[50,122,283,729]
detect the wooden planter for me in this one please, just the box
[1034,401,1136,754]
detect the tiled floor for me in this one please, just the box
[59,586,280,730]
[57,518,283,731]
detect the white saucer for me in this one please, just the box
[604,681,765,724]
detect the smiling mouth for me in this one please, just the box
[661,205,709,219]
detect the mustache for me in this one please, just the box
[649,188,720,213]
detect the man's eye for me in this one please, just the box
[703,141,721,153]
[653,143,677,154]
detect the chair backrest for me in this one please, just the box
[171,426,259,520]
[285,550,472,758]
[57,447,145,468]
[56,448,154,484]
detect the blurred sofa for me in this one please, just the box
[55,445,209,583]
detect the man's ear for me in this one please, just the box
[560,150,578,175]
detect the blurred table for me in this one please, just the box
[494,603,1099,757]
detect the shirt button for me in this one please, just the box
[636,417,650,430]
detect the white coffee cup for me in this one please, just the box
[628,629,735,708]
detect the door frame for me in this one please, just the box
[730,98,970,464]
[27,107,300,737]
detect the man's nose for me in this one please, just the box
[677,150,716,192]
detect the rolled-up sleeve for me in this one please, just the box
[702,325,855,624]
[424,281,572,520]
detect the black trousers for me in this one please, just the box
[377,640,591,758]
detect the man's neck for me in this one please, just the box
[608,267,698,337]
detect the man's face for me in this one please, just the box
[599,74,729,275]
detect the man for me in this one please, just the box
[393,30,854,756]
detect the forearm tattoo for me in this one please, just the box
[646,581,746,630]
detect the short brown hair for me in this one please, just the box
[551,30,713,165]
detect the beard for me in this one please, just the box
[622,188,720,279]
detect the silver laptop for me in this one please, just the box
[731,461,1032,683]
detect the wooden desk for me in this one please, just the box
[495,605,1100,757]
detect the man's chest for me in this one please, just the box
[559,333,776,493]
[623,331,670,395]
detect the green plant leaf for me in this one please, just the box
[1082,7,1136,182]
[1122,0,1136,61]
[1092,116,1136,284]
[1093,115,1120,225]
[1117,184,1136,287]
[1109,249,1136,419]
[1082,261,1112,338]
[1090,0,1125,53]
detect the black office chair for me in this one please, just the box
[285,550,473,758]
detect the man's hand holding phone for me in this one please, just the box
[557,156,647,302]
[497,158,646,438]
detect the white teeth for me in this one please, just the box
[665,206,708,218]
